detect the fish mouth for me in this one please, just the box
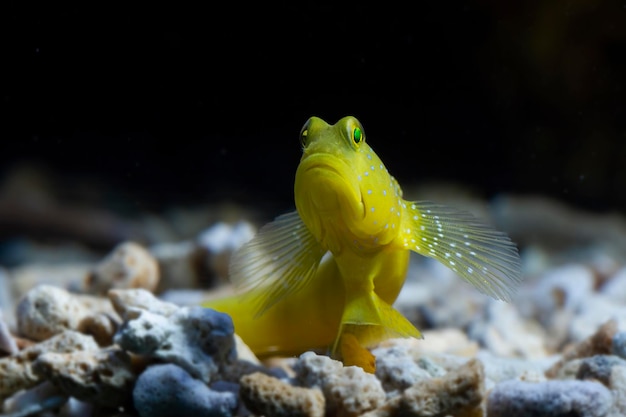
[300,153,348,178]
[297,154,365,217]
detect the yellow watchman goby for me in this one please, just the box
[204,116,522,372]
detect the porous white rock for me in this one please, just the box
[17,285,89,341]
[0,331,98,401]
[33,347,136,407]
[363,358,485,417]
[372,346,431,392]
[16,285,120,345]
[294,352,385,416]
[240,371,324,417]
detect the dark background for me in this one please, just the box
[4,2,626,219]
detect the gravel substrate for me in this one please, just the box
[1,194,626,417]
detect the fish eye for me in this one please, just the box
[299,120,311,147]
[353,127,363,144]
[348,120,365,147]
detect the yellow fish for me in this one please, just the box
[205,116,522,371]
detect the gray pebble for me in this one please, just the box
[576,354,626,384]
[487,379,613,417]
[373,346,430,392]
[115,305,236,383]
[133,363,237,417]
[612,331,626,359]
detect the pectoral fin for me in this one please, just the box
[403,201,522,301]
[229,210,327,316]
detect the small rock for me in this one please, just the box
[197,221,256,280]
[477,351,552,385]
[198,221,255,255]
[415,356,448,378]
[533,264,595,325]
[364,358,485,417]
[376,328,478,357]
[1,381,66,416]
[612,331,626,359]
[240,372,325,417]
[0,331,98,400]
[219,356,286,385]
[115,305,236,383]
[0,267,15,330]
[108,288,179,318]
[150,241,210,291]
[0,311,18,356]
[487,379,613,417]
[294,352,385,416]
[576,354,626,385]
[372,346,430,392]
[468,300,547,358]
[552,357,585,380]
[76,313,118,347]
[85,242,159,295]
[32,347,136,408]
[569,295,626,342]
[233,334,260,365]
[546,320,617,378]
[600,266,626,303]
[423,353,469,373]
[608,365,626,416]
[17,285,89,341]
[16,285,119,346]
[133,363,237,417]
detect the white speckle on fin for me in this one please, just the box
[405,201,522,301]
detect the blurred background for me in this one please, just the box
[2,1,626,265]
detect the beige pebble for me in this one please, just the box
[77,313,118,347]
[33,347,136,408]
[364,358,485,417]
[16,285,120,345]
[108,288,179,318]
[17,285,90,341]
[85,242,159,295]
[0,331,98,401]
[233,334,260,365]
[151,240,210,292]
[240,372,325,417]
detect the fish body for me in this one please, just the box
[204,116,522,370]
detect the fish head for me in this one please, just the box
[294,116,402,253]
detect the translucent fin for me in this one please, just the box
[332,290,422,355]
[339,333,376,373]
[405,201,522,301]
[229,210,327,316]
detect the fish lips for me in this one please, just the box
[296,154,363,214]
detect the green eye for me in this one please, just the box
[353,127,362,144]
